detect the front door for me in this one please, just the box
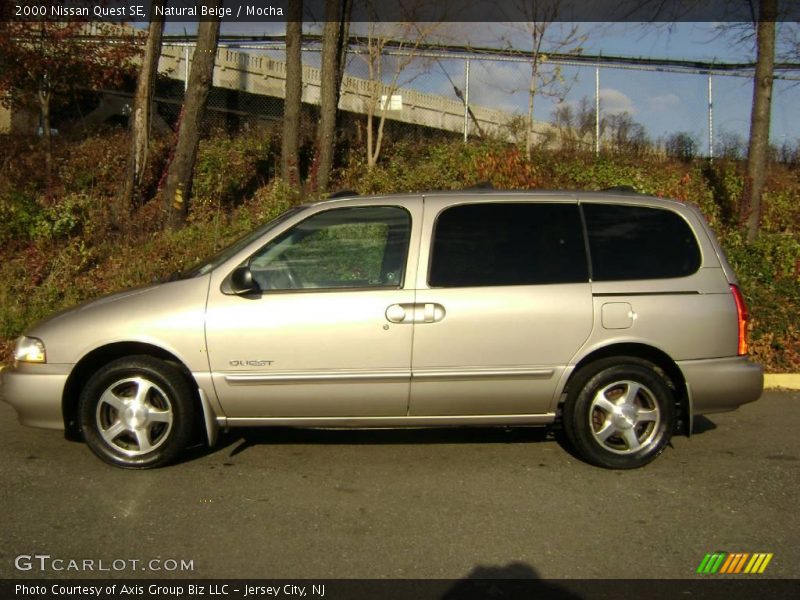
[205,202,420,418]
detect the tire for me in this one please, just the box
[78,356,194,469]
[562,358,675,469]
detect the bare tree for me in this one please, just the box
[118,0,166,222]
[664,132,700,162]
[605,112,649,156]
[358,17,441,168]
[162,3,221,227]
[505,0,586,156]
[717,129,747,160]
[552,96,604,152]
[313,0,353,194]
[779,22,800,61]
[281,0,303,188]
[552,102,578,149]
[741,0,777,242]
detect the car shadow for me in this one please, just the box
[213,425,555,459]
[692,415,717,435]
[182,416,718,464]
[551,415,720,463]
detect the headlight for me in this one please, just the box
[14,336,47,363]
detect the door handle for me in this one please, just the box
[386,303,446,324]
[385,304,408,323]
[421,303,446,323]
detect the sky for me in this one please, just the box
[411,22,799,149]
[164,20,800,151]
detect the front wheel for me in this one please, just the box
[562,358,675,469]
[79,356,194,469]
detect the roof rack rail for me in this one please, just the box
[464,181,494,190]
[601,185,639,194]
[327,189,359,199]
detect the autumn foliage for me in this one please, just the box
[0,19,139,141]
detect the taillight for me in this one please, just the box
[730,284,749,356]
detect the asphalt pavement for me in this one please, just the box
[1,392,797,580]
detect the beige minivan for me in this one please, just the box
[1,190,763,469]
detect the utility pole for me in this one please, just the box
[708,72,714,162]
[595,62,600,156]
[463,58,470,142]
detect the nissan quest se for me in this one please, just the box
[0,190,763,469]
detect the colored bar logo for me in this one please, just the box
[697,552,773,574]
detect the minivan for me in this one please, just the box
[0,190,764,469]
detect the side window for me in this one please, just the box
[428,203,588,288]
[248,206,410,290]
[583,204,701,281]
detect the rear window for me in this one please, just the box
[583,204,701,281]
[429,203,588,287]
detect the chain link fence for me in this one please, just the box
[145,41,800,162]
[2,35,799,162]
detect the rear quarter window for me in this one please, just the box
[583,203,701,281]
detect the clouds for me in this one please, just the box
[596,89,682,118]
[599,88,636,115]
[647,93,682,113]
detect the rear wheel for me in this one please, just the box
[79,356,194,469]
[563,358,675,469]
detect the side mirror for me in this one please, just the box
[230,265,260,295]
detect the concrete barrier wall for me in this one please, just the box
[159,44,552,141]
[2,22,552,140]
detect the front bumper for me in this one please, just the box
[0,363,71,430]
[678,356,764,415]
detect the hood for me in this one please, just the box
[30,285,160,330]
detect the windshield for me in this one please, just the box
[177,206,306,279]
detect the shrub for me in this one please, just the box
[0,134,797,371]
[722,230,800,371]
[190,129,277,219]
[0,191,94,243]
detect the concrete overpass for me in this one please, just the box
[3,23,550,142]
[157,44,531,140]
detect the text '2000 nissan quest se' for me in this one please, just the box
[1,189,763,469]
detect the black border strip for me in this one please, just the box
[4,579,800,600]
[4,0,800,23]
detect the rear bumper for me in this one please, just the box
[0,363,70,430]
[678,356,764,415]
